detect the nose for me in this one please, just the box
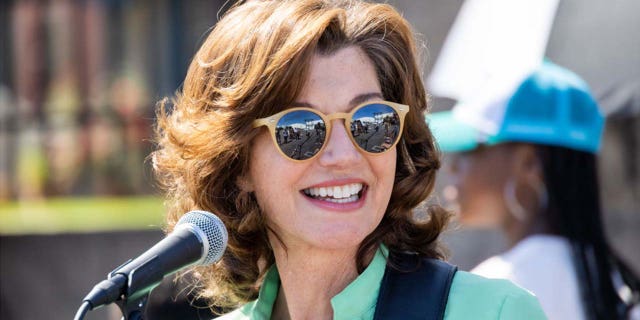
[317,120,361,167]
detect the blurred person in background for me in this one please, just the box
[430,61,640,320]
[151,0,547,319]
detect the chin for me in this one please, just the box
[306,227,371,251]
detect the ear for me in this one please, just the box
[512,144,543,182]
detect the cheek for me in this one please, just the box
[247,131,314,228]
[456,159,508,222]
[451,160,474,195]
[374,150,397,198]
[247,133,288,203]
[384,156,397,186]
[457,156,498,190]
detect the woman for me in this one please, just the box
[430,61,640,319]
[152,1,546,319]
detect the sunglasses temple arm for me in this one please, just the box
[253,118,272,129]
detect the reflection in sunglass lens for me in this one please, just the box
[275,110,326,160]
[351,103,401,153]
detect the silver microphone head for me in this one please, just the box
[176,210,228,265]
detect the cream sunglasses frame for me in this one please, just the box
[252,100,410,162]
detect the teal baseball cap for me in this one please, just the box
[428,61,604,154]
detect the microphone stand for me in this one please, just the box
[75,256,159,320]
[109,254,160,320]
[115,294,148,320]
[73,293,150,320]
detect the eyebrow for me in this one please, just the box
[291,92,384,109]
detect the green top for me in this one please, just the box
[217,247,547,319]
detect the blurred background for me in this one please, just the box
[0,0,638,319]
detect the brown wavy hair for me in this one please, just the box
[152,0,450,309]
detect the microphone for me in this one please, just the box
[80,210,228,313]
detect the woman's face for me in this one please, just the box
[444,145,515,227]
[245,46,396,251]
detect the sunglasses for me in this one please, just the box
[253,101,409,161]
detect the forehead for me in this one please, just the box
[295,46,382,113]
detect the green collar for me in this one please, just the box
[241,246,388,319]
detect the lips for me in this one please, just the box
[302,183,365,204]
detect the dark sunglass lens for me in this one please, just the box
[351,103,401,153]
[275,110,326,160]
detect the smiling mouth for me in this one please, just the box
[302,183,365,204]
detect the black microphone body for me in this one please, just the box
[115,226,203,301]
[83,227,203,309]
[80,211,227,314]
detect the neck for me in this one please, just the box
[270,241,363,320]
[503,209,555,248]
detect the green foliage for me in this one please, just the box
[0,197,165,235]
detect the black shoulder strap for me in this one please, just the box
[373,253,458,320]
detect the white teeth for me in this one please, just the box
[333,186,343,199]
[341,185,350,198]
[303,183,364,200]
[324,194,359,203]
